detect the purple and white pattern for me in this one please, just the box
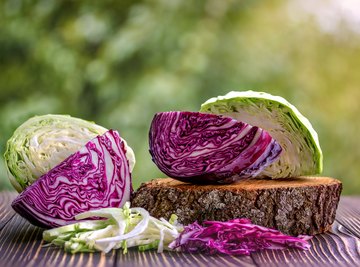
[149,111,282,184]
[12,130,132,228]
[169,218,311,255]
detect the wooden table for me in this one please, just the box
[0,192,359,267]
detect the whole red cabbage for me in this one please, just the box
[149,111,282,183]
[169,218,312,255]
[11,130,132,228]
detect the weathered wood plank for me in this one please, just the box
[250,221,360,267]
[335,197,360,238]
[0,191,17,229]
[0,214,116,267]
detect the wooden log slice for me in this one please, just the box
[131,177,342,236]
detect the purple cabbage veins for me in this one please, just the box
[149,112,282,183]
[12,130,132,228]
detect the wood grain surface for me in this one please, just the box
[0,191,16,229]
[0,192,359,267]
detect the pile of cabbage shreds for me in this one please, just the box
[43,202,182,254]
[169,219,311,255]
[43,203,311,255]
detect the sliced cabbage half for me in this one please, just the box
[200,91,322,178]
[4,114,135,192]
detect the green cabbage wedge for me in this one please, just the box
[4,114,135,192]
[200,91,323,178]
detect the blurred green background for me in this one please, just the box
[1,0,359,194]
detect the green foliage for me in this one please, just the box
[1,0,359,194]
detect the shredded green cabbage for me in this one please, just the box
[42,202,183,254]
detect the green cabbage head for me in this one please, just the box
[4,114,135,192]
[200,91,322,178]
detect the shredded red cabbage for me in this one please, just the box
[169,218,312,255]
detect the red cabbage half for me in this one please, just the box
[169,218,312,255]
[11,130,132,228]
[149,111,282,183]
